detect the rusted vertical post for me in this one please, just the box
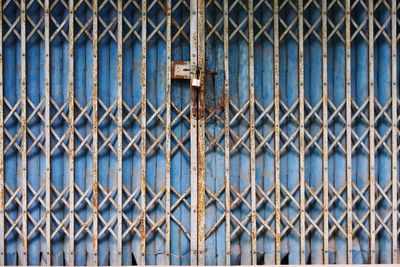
[223,0,231,264]
[197,0,206,265]
[0,0,4,263]
[68,0,75,265]
[345,0,353,263]
[273,1,281,264]
[189,0,199,264]
[165,0,172,264]
[248,0,257,264]
[140,0,147,264]
[116,0,123,264]
[21,0,28,264]
[44,0,51,264]
[368,0,376,263]
[189,0,199,263]
[321,0,329,263]
[92,0,99,264]
[298,0,306,264]
[391,0,398,263]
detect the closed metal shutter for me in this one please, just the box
[0,0,399,265]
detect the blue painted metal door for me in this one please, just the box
[1,0,197,265]
[201,0,399,265]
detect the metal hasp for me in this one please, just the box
[172,61,191,80]
[172,61,202,88]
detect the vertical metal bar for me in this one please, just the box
[197,0,206,264]
[140,0,147,264]
[368,0,376,263]
[189,0,198,264]
[273,0,281,264]
[0,0,4,263]
[298,0,306,264]
[248,0,257,264]
[165,0,171,264]
[20,0,28,264]
[92,0,99,264]
[116,0,123,264]
[44,0,51,264]
[223,0,231,264]
[345,0,353,263]
[68,0,75,265]
[391,0,398,263]
[321,0,329,263]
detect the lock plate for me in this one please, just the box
[171,61,191,80]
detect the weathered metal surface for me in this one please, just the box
[172,61,191,80]
[1,0,400,265]
[0,0,4,264]
[223,0,231,264]
[117,0,123,264]
[68,0,75,265]
[345,0,353,263]
[298,1,305,264]
[20,1,28,264]
[197,0,206,264]
[273,0,281,263]
[368,1,376,263]
[391,0,398,263]
[165,0,171,263]
[140,0,147,264]
[44,0,51,262]
[321,0,329,263]
[189,0,199,265]
[92,1,99,264]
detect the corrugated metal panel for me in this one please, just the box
[202,0,399,265]
[0,0,399,265]
[2,0,194,265]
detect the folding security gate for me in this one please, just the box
[1,0,400,265]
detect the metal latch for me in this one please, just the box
[171,60,201,88]
[172,61,191,80]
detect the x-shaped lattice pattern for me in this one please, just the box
[2,0,400,265]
